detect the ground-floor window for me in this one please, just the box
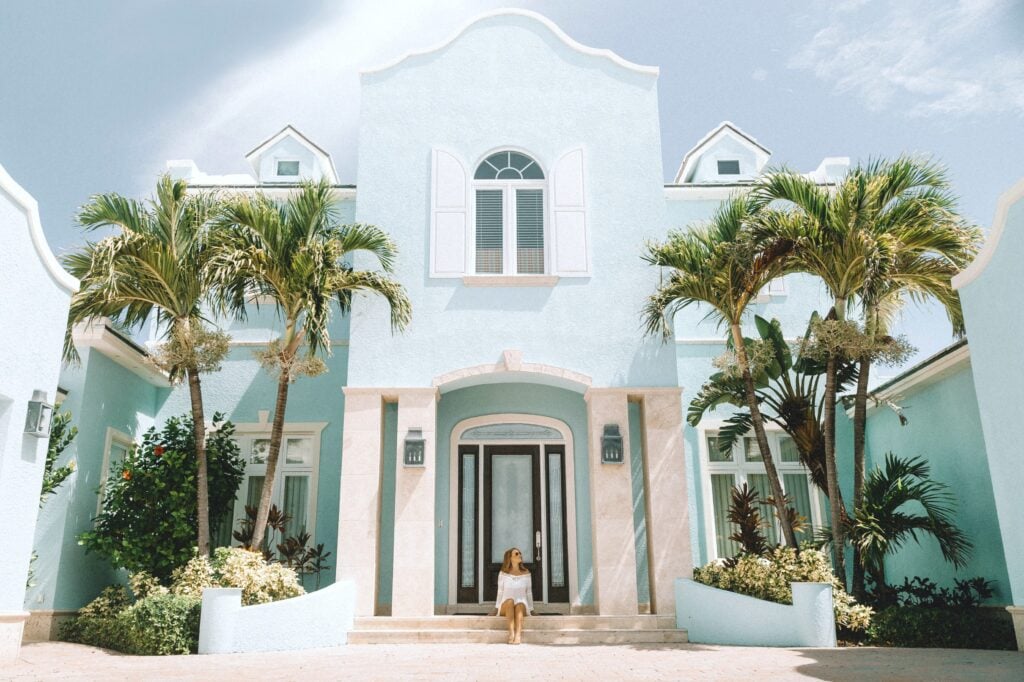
[701,429,822,559]
[98,427,134,514]
[213,425,323,553]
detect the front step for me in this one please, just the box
[348,615,687,645]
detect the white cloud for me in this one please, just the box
[789,0,1024,118]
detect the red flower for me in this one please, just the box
[122,470,132,481]
[154,445,165,457]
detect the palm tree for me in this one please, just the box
[849,453,971,591]
[209,179,412,550]
[643,196,799,548]
[63,175,227,556]
[847,158,981,596]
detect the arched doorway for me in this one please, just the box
[448,414,577,612]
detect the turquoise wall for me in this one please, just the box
[957,182,1024,604]
[433,383,592,607]
[28,349,160,610]
[840,362,1010,602]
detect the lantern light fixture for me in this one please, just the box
[601,424,624,464]
[24,389,54,439]
[404,428,425,467]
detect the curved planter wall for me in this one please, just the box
[199,581,355,654]
[675,578,836,647]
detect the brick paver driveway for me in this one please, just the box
[8,641,1024,681]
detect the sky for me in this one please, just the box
[2,0,1022,374]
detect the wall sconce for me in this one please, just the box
[24,389,54,439]
[403,428,425,467]
[601,424,624,464]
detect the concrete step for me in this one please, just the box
[346,628,688,645]
[353,615,676,631]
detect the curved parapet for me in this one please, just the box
[953,177,1024,290]
[362,8,658,77]
[0,163,78,294]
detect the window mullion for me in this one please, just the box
[505,184,515,274]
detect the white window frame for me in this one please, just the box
[471,150,549,276]
[697,420,823,560]
[272,156,302,181]
[98,427,134,514]
[228,421,327,549]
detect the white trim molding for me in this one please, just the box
[0,162,78,294]
[432,350,591,394]
[361,9,659,77]
[72,319,169,386]
[845,342,971,418]
[953,177,1024,290]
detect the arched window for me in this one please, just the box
[473,151,546,274]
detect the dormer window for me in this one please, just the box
[276,160,300,177]
[717,160,740,175]
[473,151,546,274]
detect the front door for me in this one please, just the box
[457,442,570,605]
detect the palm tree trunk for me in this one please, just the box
[250,369,291,551]
[823,352,847,586]
[187,367,211,557]
[731,323,798,549]
[851,354,871,599]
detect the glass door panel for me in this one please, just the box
[483,445,541,602]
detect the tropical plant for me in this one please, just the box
[80,414,245,581]
[845,453,971,592]
[208,178,412,549]
[41,409,76,504]
[643,196,799,547]
[750,158,980,583]
[170,546,305,605]
[63,175,229,555]
[727,484,770,557]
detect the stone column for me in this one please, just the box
[337,388,385,617]
[390,389,439,617]
[639,389,693,615]
[585,388,638,615]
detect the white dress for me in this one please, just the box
[495,571,534,615]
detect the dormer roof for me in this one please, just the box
[673,121,772,184]
[245,125,339,183]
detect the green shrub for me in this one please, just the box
[869,605,1015,650]
[79,414,244,581]
[171,546,305,605]
[118,594,202,655]
[693,547,873,632]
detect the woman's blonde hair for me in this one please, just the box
[500,547,529,574]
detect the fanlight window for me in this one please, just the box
[473,151,546,275]
[474,151,545,180]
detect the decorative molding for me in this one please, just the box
[462,275,559,287]
[71,319,169,386]
[0,162,78,294]
[953,177,1024,289]
[361,9,659,77]
[432,356,591,394]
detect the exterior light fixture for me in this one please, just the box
[24,390,54,439]
[404,428,425,467]
[601,424,624,464]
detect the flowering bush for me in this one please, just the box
[171,547,304,605]
[79,414,244,581]
[693,547,873,632]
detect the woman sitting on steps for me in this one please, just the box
[494,547,533,644]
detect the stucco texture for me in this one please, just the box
[958,185,1024,604]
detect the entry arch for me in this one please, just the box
[447,413,579,611]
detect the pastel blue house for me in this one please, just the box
[8,8,1022,649]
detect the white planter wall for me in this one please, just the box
[675,578,836,647]
[198,581,355,654]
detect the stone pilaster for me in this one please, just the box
[390,389,439,617]
[585,388,639,615]
[639,389,693,614]
[337,389,385,617]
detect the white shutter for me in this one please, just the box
[552,148,590,276]
[430,149,468,277]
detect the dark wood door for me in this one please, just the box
[483,445,543,602]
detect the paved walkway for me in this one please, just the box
[7,641,1024,681]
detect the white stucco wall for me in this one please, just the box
[0,164,76,660]
[347,11,676,389]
